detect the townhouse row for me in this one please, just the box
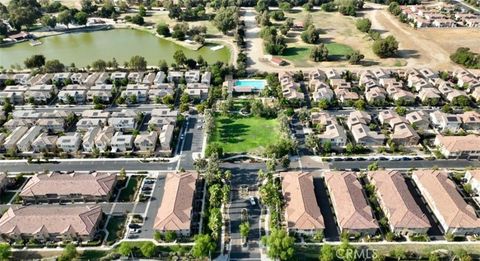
[281,169,480,237]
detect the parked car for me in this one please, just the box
[129,224,142,229]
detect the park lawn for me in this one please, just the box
[117,176,143,202]
[211,115,280,154]
[106,216,127,244]
[281,43,353,66]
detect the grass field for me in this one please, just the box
[106,216,127,244]
[210,115,280,154]
[281,43,353,65]
[117,176,143,202]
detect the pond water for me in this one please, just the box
[0,29,231,68]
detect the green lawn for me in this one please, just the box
[79,250,109,260]
[281,43,354,64]
[210,115,280,154]
[117,176,143,202]
[0,191,17,204]
[106,216,127,244]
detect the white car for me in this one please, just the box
[249,197,256,206]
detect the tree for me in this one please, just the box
[279,2,292,12]
[0,244,11,261]
[173,50,187,66]
[192,234,216,258]
[339,4,356,16]
[164,231,177,242]
[40,15,56,29]
[24,54,45,68]
[57,9,73,27]
[140,242,156,258]
[261,229,295,261]
[129,55,147,71]
[373,35,399,58]
[320,244,334,261]
[305,134,320,153]
[156,23,170,37]
[346,50,364,64]
[354,99,366,110]
[301,25,319,44]
[74,11,88,25]
[44,59,65,72]
[118,242,133,257]
[355,18,371,33]
[213,7,237,34]
[131,14,145,25]
[239,222,250,239]
[310,44,329,62]
[337,239,357,261]
[8,0,42,29]
[81,0,96,14]
[92,59,107,71]
[368,161,379,171]
[208,207,222,239]
[389,247,407,260]
[138,4,146,16]
[59,243,77,261]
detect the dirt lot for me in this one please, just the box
[280,10,405,67]
[364,3,480,70]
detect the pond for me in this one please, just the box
[0,29,231,68]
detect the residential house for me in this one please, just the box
[110,71,127,81]
[430,111,462,132]
[464,170,480,195]
[159,124,175,154]
[3,119,34,131]
[323,171,379,235]
[391,122,420,146]
[461,111,480,130]
[16,126,42,152]
[185,70,200,83]
[310,111,336,126]
[31,133,58,153]
[3,126,29,151]
[127,72,144,83]
[76,118,107,131]
[154,172,198,236]
[56,133,82,153]
[154,71,166,84]
[94,72,109,85]
[0,205,103,242]
[418,87,441,105]
[52,72,71,83]
[201,71,211,85]
[95,126,115,152]
[350,123,385,146]
[412,170,480,235]
[134,132,158,153]
[365,87,387,104]
[87,84,113,103]
[12,73,30,85]
[347,111,371,129]
[110,132,134,152]
[367,170,430,235]
[317,123,347,148]
[434,134,480,159]
[121,84,149,103]
[82,127,101,152]
[167,71,184,83]
[142,72,157,85]
[36,118,65,133]
[185,83,209,100]
[20,172,117,203]
[406,111,430,130]
[57,89,87,104]
[281,172,324,235]
[70,72,88,85]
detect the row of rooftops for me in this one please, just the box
[400,5,480,28]
[281,68,480,105]
[0,70,212,86]
[0,107,177,154]
[282,169,480,235]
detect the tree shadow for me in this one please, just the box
[397,49,420,59]
[218,123,250,144]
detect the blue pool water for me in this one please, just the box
[234,79,267,89]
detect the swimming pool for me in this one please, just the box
[234,79,267,89]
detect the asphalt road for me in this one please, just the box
[223,162,265,261]
[327,159,480,170]
[138,175,166,239]
[0,160,177,173]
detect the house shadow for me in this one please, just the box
[360,60,381,66]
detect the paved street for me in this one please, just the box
[138,175,166,238]
[178,114,205,170]
[223,162,265,261]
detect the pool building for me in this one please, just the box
[224,79,267,94]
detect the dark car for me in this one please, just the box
[129,224,142,229]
